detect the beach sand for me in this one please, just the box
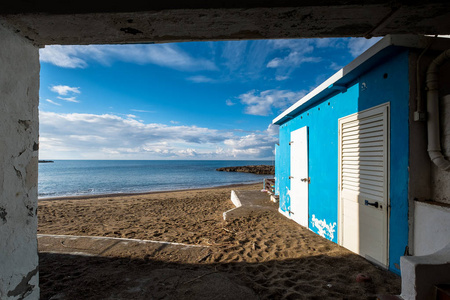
[38,184,401,299]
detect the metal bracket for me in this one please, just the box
[289,141,294,145]
[414,111,427,122]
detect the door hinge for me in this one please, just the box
[301,177,311,184]
[289,176,294,179]
[289,141,294,145]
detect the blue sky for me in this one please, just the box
[39,37,381,160]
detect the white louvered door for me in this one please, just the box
[338,103,389,267]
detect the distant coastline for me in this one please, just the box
[39,160,54,163]
[216,165,274,175]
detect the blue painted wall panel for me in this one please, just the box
[278,85,359,243]
[278,125,292,213]
[276,50,410,274]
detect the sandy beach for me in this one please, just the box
[38,183,400,299]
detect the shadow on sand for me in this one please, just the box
[39,251,400,300]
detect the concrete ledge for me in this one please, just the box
[223,206,270,221]
[230,190,242,208]
[270,194,279,203]
[400,243,450,300]
[223,190,275,221]
[413,200,450,256]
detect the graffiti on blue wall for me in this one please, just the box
[310,215,337,240]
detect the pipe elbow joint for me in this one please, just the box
[428,150,450,171]
[426,49,450,172]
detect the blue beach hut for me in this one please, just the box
[273,35,450,275]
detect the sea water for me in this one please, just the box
[38,160,273,198]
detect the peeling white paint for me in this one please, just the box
[283,186,291,214]
[286,186,292,199]
[310,214,336,241]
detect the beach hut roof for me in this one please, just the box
[272,34,450,125]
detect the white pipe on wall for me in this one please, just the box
[426,49,450,171]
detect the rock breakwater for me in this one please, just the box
[216,165,274,175]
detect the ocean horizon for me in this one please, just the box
[38,160,273,199]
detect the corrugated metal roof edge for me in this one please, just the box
[272,34,450,125]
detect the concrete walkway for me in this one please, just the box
[223,190,278,221]
[38,234,208,263]
[38,234,258,300]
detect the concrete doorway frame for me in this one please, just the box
[1,3,450,298]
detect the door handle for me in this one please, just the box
[301,177,310,183]
[364,200,379,208]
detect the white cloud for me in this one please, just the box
[329,62,342,71]
[177,148,198,157]
[39,111,227,154]
[275,75,289,81]
[266,58,281,68]
[265,39,322,81]
[222,125,279,158]
[237,89,306,116]
[50,85,81,96]
[57,96,79,103]
[39,111,278,160]
[40,44,217,71]
[314,38,336,48]
[269,39,311,50]
[313,38,348,49]
[266,37,381,79]
[347,37,382,57]
[39,46,89,68]
[268,37,381,61]
[49,85,81,103]
[267,51,320,68]
[211,40,274,81]
[221,41,248,71]
[131,109,154,113]
[46,99,61,106]
[226,99,235,106]
[187,75,215,83]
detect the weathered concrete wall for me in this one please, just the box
[408,48,450,256]
[0,23,40,299]
[431,90,450,205]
